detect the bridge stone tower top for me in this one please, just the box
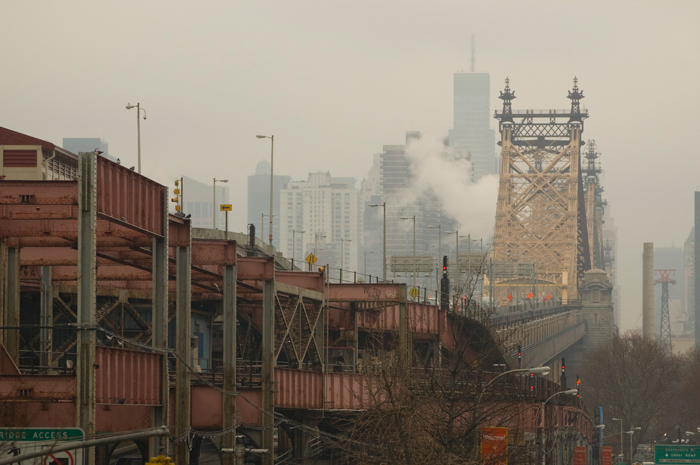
[579,268,614,349]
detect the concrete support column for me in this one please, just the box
[222,263,237,465]
[76,152,97,465]
[175,243,192,465]
[40,265,53,370]
[5,245,20,363]
[261,277,275,465]
[642,243,655,338]
[151,187,169,458]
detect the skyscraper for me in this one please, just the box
[247,160,292,249]
[279,172,361,273]
[447,72,496,181]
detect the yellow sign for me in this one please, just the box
[220,204,232,211]
[306,253,317,265]
[409,287,420,299]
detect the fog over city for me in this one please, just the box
[3,1,700,332]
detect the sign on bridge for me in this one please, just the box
[655,445,700,465]
[0,428,84,465]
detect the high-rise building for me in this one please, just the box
[63,137,118,163]
[379,132,456,290]
[447,72,496,181]
[602,211,621,329]
[180,176,230,230]
[279,172,361,274]
[247,160,292,250]
[684,227,695,331]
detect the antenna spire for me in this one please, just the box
[470,34,475,72]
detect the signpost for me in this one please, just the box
[602,446,613,465]
[220,204,232,235]
[306,253,317,271]
[0,428,84,465]
[655,445,700,465]
[481,427,508,465]
[574,446,587,465]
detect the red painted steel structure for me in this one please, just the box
[0,129,595,463]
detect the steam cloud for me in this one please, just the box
[403,135,498,240]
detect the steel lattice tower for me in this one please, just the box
[655,269,675,353]
[491,78,592,301]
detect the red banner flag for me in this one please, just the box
[481,427,508,465]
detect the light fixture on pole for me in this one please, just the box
[314,233,327,270]
[612,418,624,464]
[428,225,441,305]
[340,238,352,282]
[292,229,305,270]
[125,103,147,174]
[537,389,579,465]
[400,215,416,288]
[627,427,641,463]
[256,134,274,245]
[212,178,228,229]
[369,202,386,282]
[364,250,374,277]
[476,366,551,409]
[448,230,467,306]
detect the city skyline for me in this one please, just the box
[3,1,700,333]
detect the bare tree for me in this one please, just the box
[579,334,684,451]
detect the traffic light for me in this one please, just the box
[576,375,581,397]
[517,344,522,368]
[440,256,450,311]
[171,179,182,212]
[529,372,534,392]
[561,357,567,389]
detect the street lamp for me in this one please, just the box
[256,134,274,245]
[428,225,441,305]
[400,216,416,288]
[627,427,641,463]
[125,103,147,174]
[340,238,352,282]
[369,202,386,281]
[292,229,305,270]
[613,418,624,464]
[213,178,228,229]
[364,250,374,277]
[538,389,579,465]
[314,233,327,270]
[475,366,550,416]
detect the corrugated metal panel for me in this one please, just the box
[275,368,323,409]
[95,157,165,237]
[95,346,162,405]
[3,150,38,167]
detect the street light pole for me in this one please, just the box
[538,389,580,465]
[257,134,275,245]
[369,202,386,281]
[212,178,228,229]
[314,233,326,271]
[364,250,373,276]
[613,418,624,464]
[428,225,441,305]
[292,229,305,270]
[125,103,147,174]
[401,216,416,288]
[627,427,641,463]
[341,238,352,282]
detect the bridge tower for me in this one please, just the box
[655,269,676,353]
[492,78,591,301]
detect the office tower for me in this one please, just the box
[63,137,118,163]
[181,176,230,230]
[247,160,292,249]
[279,172,361,273]
[447,72,496,181]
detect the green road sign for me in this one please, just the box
[655,445,700,465]
[1,428,84,465]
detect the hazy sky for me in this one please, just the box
[4,1,700,332]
